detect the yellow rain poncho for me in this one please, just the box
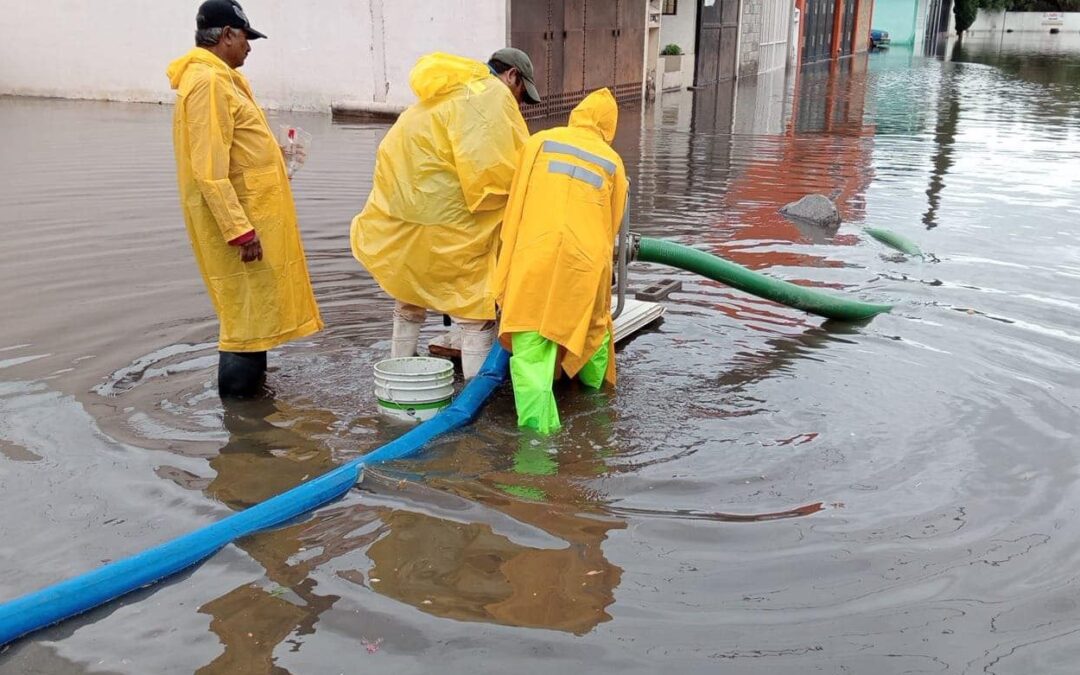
[350,53,529,320]
[494,88,628,384]
[167,48,322,352]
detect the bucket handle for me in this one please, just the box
[379,384,419,419]
[382,381,402,406]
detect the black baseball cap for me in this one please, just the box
[197,0,267,40]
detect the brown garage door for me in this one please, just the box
[512,0,645,119]
[802,0,835,63]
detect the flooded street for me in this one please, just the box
[2,34,1079,673]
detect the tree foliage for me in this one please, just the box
[978,0,1080,9]
[955,0,980,32]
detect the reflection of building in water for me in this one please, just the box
[922,68,960,230]
[717,56,876,272]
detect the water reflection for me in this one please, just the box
[363,408,625,635]
[363,506,621,635]
[193,396,626,672]
[923,67,960,229]
[198,399,348,674]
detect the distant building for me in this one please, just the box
[1,0,887,116]
[869,0,955,53]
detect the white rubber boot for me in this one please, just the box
[391,316,422,358]
[460,322,495,379]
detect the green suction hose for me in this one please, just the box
[864,227,924,257]
[634,236,892,321]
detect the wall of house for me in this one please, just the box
[739,0,763,77]
[0,0,507,111]
[659,0,698,55]
[970,10,1080,32]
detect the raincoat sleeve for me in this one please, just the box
[492,136,543,303]
[448,95,527,215]
[184,75,254,243]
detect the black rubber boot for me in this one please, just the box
[217,351,268,399]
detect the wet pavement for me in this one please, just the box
[1,34,1079,673]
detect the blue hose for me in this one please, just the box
[0,345,510,647]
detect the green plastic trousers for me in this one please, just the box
[509,331,610,434]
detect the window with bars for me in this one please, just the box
[662,0,678,15]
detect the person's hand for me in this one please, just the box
[240,233,263,263]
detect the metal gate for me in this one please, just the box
[511,0,646,119]
[694,0,740,85]
[760,0,794,73]
[801,0,835,64]
[840,0,857,55]
[923,0,952,55]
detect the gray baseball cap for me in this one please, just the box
[489,47,541,105]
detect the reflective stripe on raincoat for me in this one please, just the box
[350,53,529,320]
[494,88,628,384]
[167,48,322,352]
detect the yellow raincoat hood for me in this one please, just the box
[351,53,528,320]
[167,47,234,90]
[568,88,618,143]
[167,49,208,89]
[409,52,492,101]
[494,88,628,383]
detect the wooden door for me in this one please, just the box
[719,0,740,81]
[584,0,618,90]
[511,0,553,97]
[615,0,646,96]
[695,0,740,86]
[563,0,586,93]
[548,0,567,97]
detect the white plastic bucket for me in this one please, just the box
[373,357,455,423]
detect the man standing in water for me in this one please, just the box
[350,49,536,379]
[167,0,323,398]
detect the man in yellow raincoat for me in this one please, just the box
[351,49,534,379]
[167,0,323,398]
[494,89,629,433]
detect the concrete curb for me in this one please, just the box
[331,101,406,121]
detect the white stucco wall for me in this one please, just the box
[659,2,697,55]
[0,0,507,111]
[970,10,1080,33]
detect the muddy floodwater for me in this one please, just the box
[2,35,1079,674]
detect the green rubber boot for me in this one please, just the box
[576,332,611,390]
[509,331,561,434]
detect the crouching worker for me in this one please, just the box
[350,50,534,378]
[493,89,628,434]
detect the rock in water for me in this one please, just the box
[779,194,841,227]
